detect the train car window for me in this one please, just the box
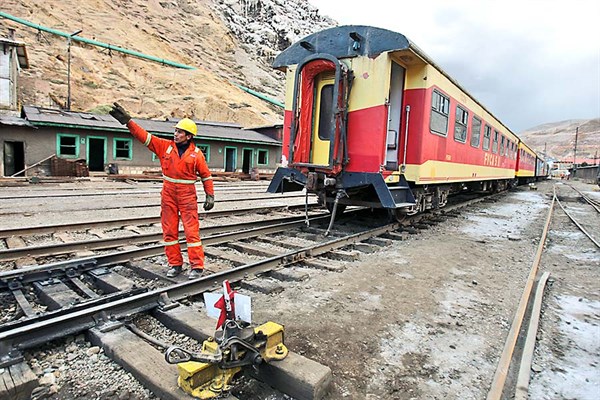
[317,84,334,141]
[454,106,468,143]
[470,116,482,148]
[430,90,450,135]
[492,130,499,154]
[500,135,505,156]
[483,125,491,150]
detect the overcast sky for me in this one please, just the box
[307,0,600,132]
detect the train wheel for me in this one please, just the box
[389,208,407,222]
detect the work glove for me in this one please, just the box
[203,195,215,211]
[109,102,131,125]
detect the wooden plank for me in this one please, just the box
[5,236,26,249]
[0,361,38,400]
[153,304,332,400]
[204,247,247,266]
[11,289,36,317]
[69,277,99,299]
[228,242,279,257]
[88,268,135,293]
[301,259,346,272]
[34,279,83,310]
[87,326,189,400]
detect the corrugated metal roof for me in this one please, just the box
[21,106,281,145]
[137,118,280,145]
[23,105,122,130]
[0,113,34,127]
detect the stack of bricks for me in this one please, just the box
[50,156,89,177]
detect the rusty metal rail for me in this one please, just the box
[0,210,327,261]
[0,203,317,239]
[0,217,398,367]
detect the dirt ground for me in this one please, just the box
[8,178,599,399]
[251,178,599,399]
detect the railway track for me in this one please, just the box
[0,206,406,399]
[487,182,600,399]
[0,204,321,259]
[0,187,516,399]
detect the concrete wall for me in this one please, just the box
[0,124,281,176]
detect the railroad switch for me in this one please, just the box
[165,320,288,399]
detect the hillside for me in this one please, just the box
[520,118,599,163]
[0,0,335,126]
[1,1,597,161]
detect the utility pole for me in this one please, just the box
[573,126,578,177]
[67,29,83,111]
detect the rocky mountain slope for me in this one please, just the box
[520,118,599,163]
[1,1,597,160]
[1,0,335,126]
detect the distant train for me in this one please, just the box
[267,25,549,220]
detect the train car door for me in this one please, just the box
[310,74,335,166]
[386,62,405,170]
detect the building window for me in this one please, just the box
[492,130,499,154]
[257,149,268,165]
[454,106,468,143]
[483,125,492,151]
[471,116,482,148]
[198,144,210,162]
[430,90,450,135]
[57,134,79,158]
[114,138,132,160]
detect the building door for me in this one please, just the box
[224,147,237,172]
[3,141,25,176]
[87,137,106,172]
[386,62,405,170]
[241,148,253,174]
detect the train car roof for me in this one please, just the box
[273,25,411,68]
[274,25,525,147]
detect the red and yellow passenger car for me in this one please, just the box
[268,25,546,218]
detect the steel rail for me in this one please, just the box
[0,184,271,200]
[563,183,600,213]
[486,185,556,399]
[0,211,328,261]
[0,193,310,216]
[0,213,336,288]
[555,193,600,248]
[514,271,551,400]
[0,203,317,239]
[0,219,400,367]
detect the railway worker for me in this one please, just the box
[109,103,214,279]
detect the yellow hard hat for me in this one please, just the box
[175,118,197,136]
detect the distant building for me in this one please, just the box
[0,29,29,110]
[0,105,282,177]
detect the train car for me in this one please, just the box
[516,141,537,184]
[268,25,522,219]
[535,154,550,180]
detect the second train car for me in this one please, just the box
[268,25,546,219]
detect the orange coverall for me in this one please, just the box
[126,121,214,269]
